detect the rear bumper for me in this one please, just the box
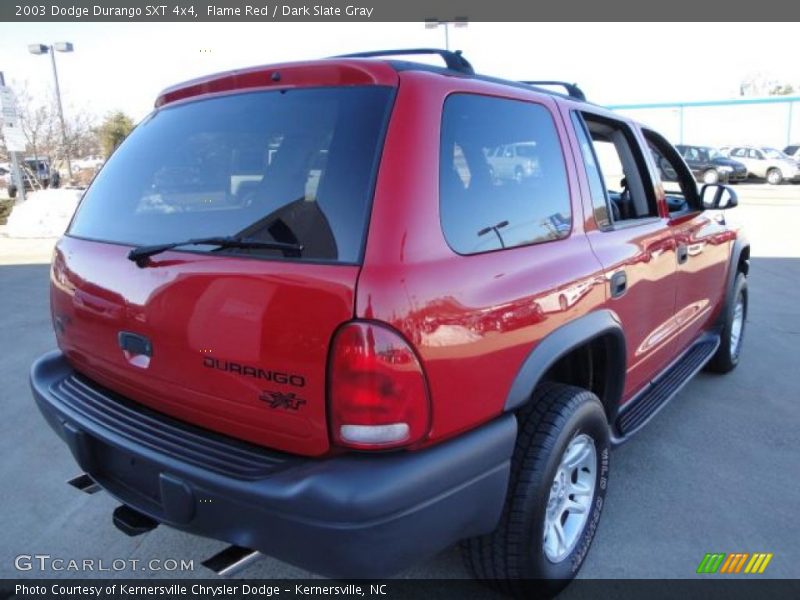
[30,350,515,578]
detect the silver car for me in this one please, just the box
[724,145,800,184]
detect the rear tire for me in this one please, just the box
[461,382,610,598]
[706,272,747,373]
[766,168,783,185]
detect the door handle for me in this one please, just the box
[610,271,627,298]
[677,243,688,265]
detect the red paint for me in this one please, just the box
[50,60,739,456]
[155,59,398,108]
[52,237,357,456]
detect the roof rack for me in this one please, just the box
[334,48,475,75]
[520,81,586,102]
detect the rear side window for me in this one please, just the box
[439,94,571,255]
[69,87,394,264]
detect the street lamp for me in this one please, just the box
[425,17,468,51]
[28,41,74,180]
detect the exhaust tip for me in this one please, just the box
[202,545,261,577]
[67,473,101,494]
[112,505,159,537]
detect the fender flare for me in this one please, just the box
[716,235,750,328]
[504,309,627,423]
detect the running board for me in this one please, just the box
[67,473,102,494]
[202,545,262,577]
[614,333,720,442]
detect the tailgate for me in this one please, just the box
[52,237,356,456]
[49,82,394,457]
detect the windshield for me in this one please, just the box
[762,148,787,159]
[69,86,393,264]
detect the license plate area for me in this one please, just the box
[92,437,163,510]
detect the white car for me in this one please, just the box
[724,146,800,184]
[485,142,541,183]
[72,155,105,171]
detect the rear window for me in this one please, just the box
[69,86,393,264]
[439,94,571,255]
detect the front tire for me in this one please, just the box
[706,272,747,373]
[461,382,610,598]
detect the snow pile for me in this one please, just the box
[5,189,83,238]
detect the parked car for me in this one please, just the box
[486,141,542,182]
[30,49,749,596]
[783,144,800,163]
[675,144,748,184]
[7,157,60,198]
[72,155,105,171]
[722,145,800,184]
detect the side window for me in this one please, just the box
[574,113,658,224]
[752,149,764,160]
[643,129,700,215]
[571,112,611,229]
[439,94,572,254]
[732,148,746,158]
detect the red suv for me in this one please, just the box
[30,49,749,595]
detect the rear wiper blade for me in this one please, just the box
[127,236,303,267]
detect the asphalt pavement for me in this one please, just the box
[0,185,798,587]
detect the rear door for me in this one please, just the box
[52,85,394,456]
[568,110,681,400]
[729,147,751,174]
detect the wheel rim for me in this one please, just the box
[704,170,718,184]
[542,433,597,563]
[768,170,781,184]
[730,294,745,357]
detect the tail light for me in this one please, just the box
[328,321,430,450]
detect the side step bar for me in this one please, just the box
[202,546,262,577]
[614,333,720,442]
[67,473,102,494]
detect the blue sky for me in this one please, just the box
[1,22,797,121]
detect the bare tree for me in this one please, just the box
[11,80,99,180]
[14,82,55,162]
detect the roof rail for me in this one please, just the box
[334,48,475,75]
[520,81,586,102]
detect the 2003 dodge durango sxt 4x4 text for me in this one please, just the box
[30,49,749,596]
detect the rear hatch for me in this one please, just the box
[51,77,394,456]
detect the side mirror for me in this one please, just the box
[700,183,738,210]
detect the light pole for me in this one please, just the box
[424,18,468,51]
[28,41,74,180]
